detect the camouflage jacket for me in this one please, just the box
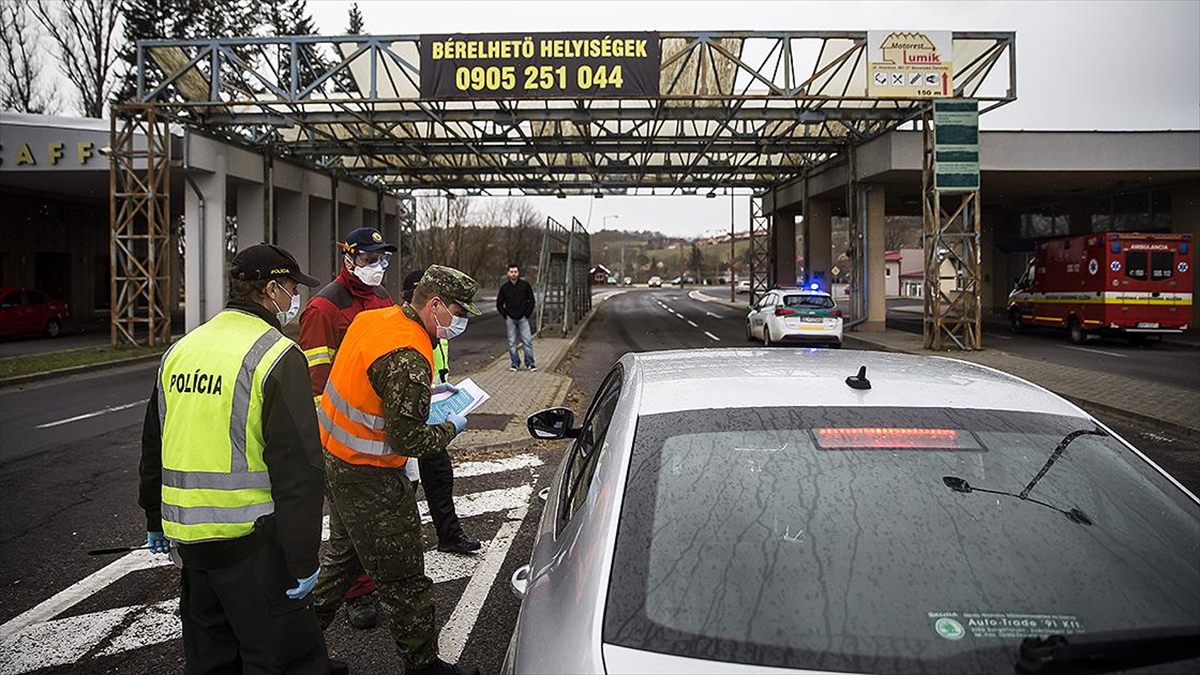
[365,303,457,457]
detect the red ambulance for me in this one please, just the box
[1007,232,1193,345]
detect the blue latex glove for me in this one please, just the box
[286,567,320,600]
[447,411,468,435]
[146,531,170,554]
[431,382,458,396]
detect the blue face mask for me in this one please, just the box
[434,301,468,340]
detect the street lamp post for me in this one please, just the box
[604,215,622,283]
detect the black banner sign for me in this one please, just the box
[419,32,661,99]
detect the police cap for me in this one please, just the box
[230,243,320,286]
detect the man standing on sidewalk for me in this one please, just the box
[401,269,481,555]
[496,263,536,371]
[139,243,331,674]
[313,265,482,675]
[299,225,397,631]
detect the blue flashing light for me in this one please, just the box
[1182,243,1189,255]
[1111,242,1121,253]
[809,282,820,291]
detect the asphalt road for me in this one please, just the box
[0,287,1195,674]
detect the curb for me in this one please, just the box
[843,335,1200,439]
[0,353,163,389]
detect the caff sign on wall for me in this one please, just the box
[0,123,109,171]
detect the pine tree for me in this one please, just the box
[346,3,364,35]
[115,0,201,104]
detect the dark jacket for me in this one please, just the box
[496,278,535,320]
[139,299,326,578]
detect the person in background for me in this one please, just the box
[401,269,480,555]
[298,225,397,630]
[496,263,536,372]
[139,243,333,674]
[312,265,482,675]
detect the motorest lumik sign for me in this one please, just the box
[419,32,661,99]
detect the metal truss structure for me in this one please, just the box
[132,31,1014,195]
[110,105,173,346]
[921,109,983,350]
[535,216,592,336]
[119,30,1013,346]
[747,194,771,303]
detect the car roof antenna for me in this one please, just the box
[845,365,871,390]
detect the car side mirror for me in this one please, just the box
[527,407,580,439]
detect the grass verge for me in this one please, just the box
[0,345,165,381]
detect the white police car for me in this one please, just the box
[746,285,843,347]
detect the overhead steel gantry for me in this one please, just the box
[113,30,1015,346]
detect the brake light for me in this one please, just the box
[830,309,842,318]
[815,428,966,449]
[774,308,795,316]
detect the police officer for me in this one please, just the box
[401,268,481,556]
[313,265,481,675]
[138,243,331,674]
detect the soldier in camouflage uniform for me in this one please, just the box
[313,266,481,675]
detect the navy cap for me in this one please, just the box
[230,243,320,286]
[342,227,398,254]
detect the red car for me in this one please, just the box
[0,287,71,338]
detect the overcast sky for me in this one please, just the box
[301,0,1199,237]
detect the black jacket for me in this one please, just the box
[496,278,535,320]
[139,299,325,578]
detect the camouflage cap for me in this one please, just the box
[420,264,481,315]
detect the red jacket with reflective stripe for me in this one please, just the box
[299,268,393,401]
[318,306,434,468]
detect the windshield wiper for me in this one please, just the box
[1017,626,1200,673]
[942,476,1095,526]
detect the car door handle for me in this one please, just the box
[510,564,531,600]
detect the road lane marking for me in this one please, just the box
[705,311,721,318]
[35,401,146,429]
[704,331,721,341]
[453,454,542,478]
[687,320,698,327]
[0,538,503,674]
[438,506,528,662]
[0,549,166,638]
[4,456,541,653]
[1059,345,1126,358]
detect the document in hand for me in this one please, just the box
[427,378,491,425]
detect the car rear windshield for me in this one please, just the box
[604,407,1200,674]
[782,294,835,309]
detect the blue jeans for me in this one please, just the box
[505,317,535,368]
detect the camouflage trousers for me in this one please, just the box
[313,454,437,668]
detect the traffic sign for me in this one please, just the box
[867,31,953,98]
[933,99,979,192]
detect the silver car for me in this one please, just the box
[504,349,1200,674]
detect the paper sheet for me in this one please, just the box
[427,377,490,425]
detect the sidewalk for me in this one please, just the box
[696,290,1200,436]
[448,290,623,453]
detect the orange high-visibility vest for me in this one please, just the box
[318,306,434,468]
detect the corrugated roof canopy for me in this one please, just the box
[137,31,1014,195]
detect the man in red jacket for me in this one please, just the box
[299,226,396,630]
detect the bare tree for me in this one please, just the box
[0,3,57,113]
[32,0,122,118]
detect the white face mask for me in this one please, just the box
[434,301,469,340]
[352,262,386,287]
[270,282,301,326]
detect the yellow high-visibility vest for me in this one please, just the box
[157,309,295,543]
